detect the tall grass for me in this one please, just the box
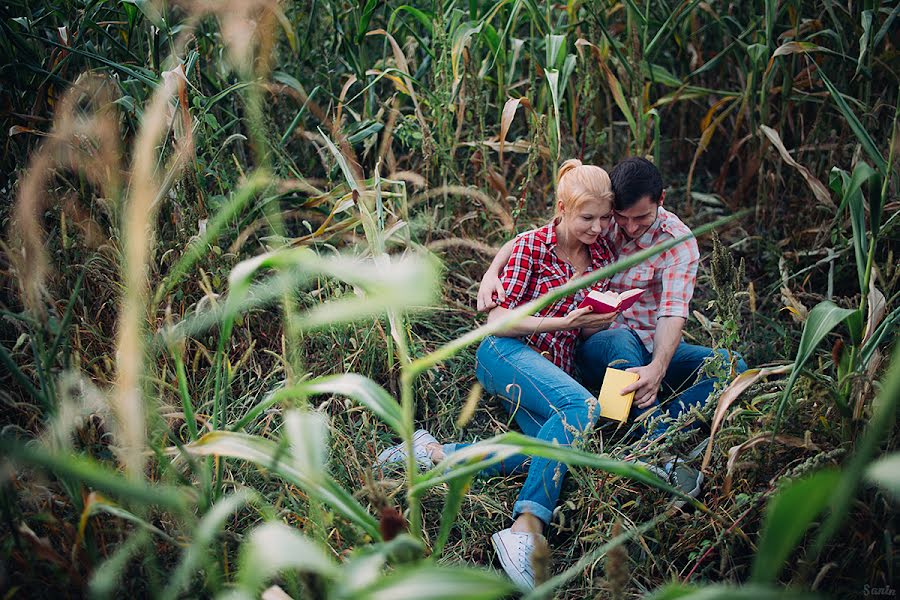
[1,0,897,597]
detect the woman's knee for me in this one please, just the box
[555,396,601,432]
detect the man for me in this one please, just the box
[477,157,747,500]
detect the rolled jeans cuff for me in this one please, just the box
[442,443,459,455]
[513,500,553,525]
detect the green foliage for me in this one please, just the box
[751,469,841,582]
[0,0,897,597]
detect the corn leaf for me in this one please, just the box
[865,452,900,501]
[545,69,562,160]
[304,373,406,436]
[499,96,523,164]
[817,69,887,174]
[773,301,857,434]
[88,532,151,599]
[162,490,263,600]
[411,432,687,502]
[233,522,338,595]
[812,341,900,557]
[602,64,637,138]
[856,10,873,77]
[349,565,516,599]
[760,125,833,208]
[183,431,380,539]
[285,410,329,480]
[830,162,879,294]
[388,5,433,36]
[751,469,841,582]
[432,475,472,559]
[0,438,189,511]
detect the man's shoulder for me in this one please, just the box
[657,207,693,239]
[657,208,699,262]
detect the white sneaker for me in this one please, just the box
[375,429,439,469]
[491,528,542,590]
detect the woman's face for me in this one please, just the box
[557,198,613,245]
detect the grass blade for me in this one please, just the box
[865,452,900,501]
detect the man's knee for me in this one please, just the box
[579,328,645,367]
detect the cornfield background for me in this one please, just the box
[0,0,898,597]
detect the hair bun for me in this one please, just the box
[557,159,583,182]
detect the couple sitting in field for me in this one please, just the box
[377,157,746,588]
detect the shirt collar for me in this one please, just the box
[586,240,609,270]
[538,219,559,249]
[542,218,608,270]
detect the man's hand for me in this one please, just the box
[622,361,665,408]
[477,271,506,312]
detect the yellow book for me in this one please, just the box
[598,367,640,422]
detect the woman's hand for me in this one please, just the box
[565,306,618,330]
[477,271,506,311]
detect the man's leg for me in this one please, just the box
[661,343,749,422]
[472,336,599,525]
[576,328,672,435]
[575,327,648,389]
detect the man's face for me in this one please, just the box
[614,194,661,240]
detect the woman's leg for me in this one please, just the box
[472,336,600,526]
[476,338,546,437]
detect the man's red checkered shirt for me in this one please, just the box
[497,220,614,374]
[607,206,699,352]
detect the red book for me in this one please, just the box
[578,288,645,313]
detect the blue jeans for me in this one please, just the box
[575,327,748,438]
[444,336,599,525]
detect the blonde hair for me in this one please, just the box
[555,159,614,216]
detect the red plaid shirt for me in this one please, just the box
[498,220,614,373]
[607,207,699,352]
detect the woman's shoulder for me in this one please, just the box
[513,222,554,248]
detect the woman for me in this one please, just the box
[377,160,617,589]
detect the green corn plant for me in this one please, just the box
[753,336,900,584]
[773,99,897,435]
[4,0,898,597]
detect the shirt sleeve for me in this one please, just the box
[498,237,535,309]
[658,235,699,318]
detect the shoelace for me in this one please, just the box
[516,537,533,569]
